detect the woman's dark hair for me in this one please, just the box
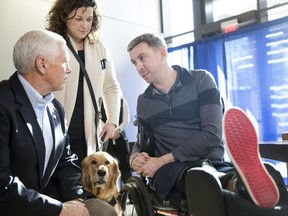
[46,0,101,43]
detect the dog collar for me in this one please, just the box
[108,197,117,206]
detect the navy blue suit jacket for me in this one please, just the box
[0,72,87,216]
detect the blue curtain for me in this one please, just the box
[168,16,288,142]
[193,36,225,86]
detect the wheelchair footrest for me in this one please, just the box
[155,209,178,216]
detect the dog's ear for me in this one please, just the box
[111,159,121,186]
[81,157,92,191]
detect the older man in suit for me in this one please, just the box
[0,30,116,216]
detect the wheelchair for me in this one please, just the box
[118,109,288,216]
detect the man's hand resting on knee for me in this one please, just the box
[60,200,90,216]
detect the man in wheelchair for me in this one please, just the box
[126,33,288,216]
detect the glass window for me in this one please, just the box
[266,0,288,7]
[267,4,288,21]
[168,46,194,69]
[161,0,194,47]
[224,20,288,141]
[212,0,257,22]
[168,0,194,35]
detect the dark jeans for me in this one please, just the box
[106,132,132,183]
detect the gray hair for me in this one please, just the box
[13,30,66,73]
[127,33,167,52]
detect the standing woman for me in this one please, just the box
[46,0,121,166]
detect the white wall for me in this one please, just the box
[0,0,161,141]
[0,0,52,80]
[97,0,161,141]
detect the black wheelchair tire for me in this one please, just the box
[120,176,154,216]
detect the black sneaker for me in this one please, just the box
[186,167,225,216]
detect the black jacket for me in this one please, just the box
[0,72,87,216]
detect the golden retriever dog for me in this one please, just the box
[81,151,122,215]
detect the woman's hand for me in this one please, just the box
[99,123,116,143]
[111,128,121,139]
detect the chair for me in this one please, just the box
[119,107,288,216]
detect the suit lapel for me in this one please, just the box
[42,103,65,186]
[19,106,46,177]
[10,73,46,181]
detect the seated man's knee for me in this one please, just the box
[85,198,117,216]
